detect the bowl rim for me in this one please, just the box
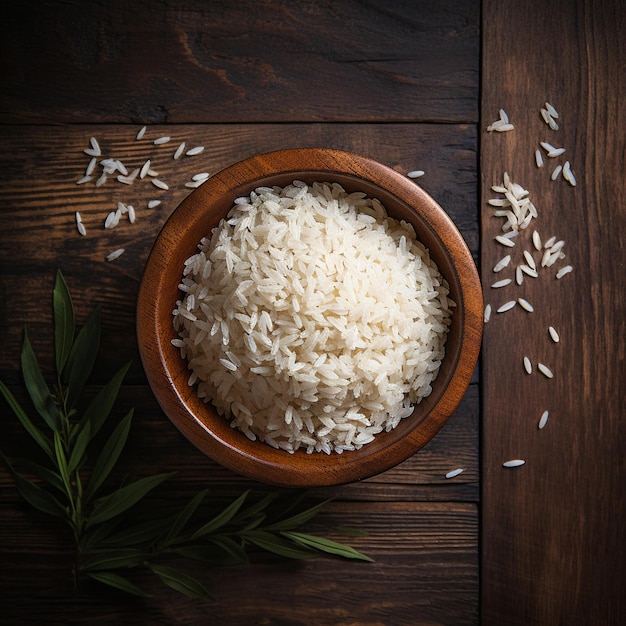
[137,148,483,487]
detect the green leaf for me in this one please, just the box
[67,420,91,474]
[0,380,54,461]
[1,451,66,519]
[262,498,331,531]
[83,362,131,442]
[190,490,250,540]
[87,472,175,528]
[148,564,213,602]
[53,270,75,375]
[81,548,147,572]
[163,489,208,546]
[85,571,151,598]
[65,305,101,410]
[16,459,65,494]
[84,409,134,503]
[171,539,249,566]
[53,431,73,499]
[243,530,316,560]
[235,492,279,522]
[20,328,59,431]
[207,535,250,564]
[281,531,373,562]
[96,517,174,548]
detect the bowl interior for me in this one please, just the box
[137,149,482,487]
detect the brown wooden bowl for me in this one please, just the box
[137,148,482,487]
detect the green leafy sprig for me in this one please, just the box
[0,270,372,602]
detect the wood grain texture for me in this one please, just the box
[0,500,477,625]
[480,0,626,624]
[0,0,479,124]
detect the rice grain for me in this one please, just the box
[445,468,464,479]
[503,459,525,468]
[538,363,554,378]
[106,248,125,262]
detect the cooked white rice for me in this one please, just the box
[172,181,454,454]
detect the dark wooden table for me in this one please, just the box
[0,1,623,624]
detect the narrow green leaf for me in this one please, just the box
[235,492,279,522]
[16,459,65,494]
[171,539,249,565]
[96,517,174,548]
[207,535,250,564]
[67,420,91,474]
[243,530,316,560]
[163,489,209,545]
[53,269,75,375]
[190,490,250,540]
[65,305,101,409]
[81,548,147,572]
[87,472,175,528]
[20,328,58,430]
[281,531,373,562]
[85,571,151,598]
[262,498,331,531]
[1,451,66,519]
[53,431,72,500]
[84,409,134,503]
[0,380,54,460]
[148,564,213,602]
[83,362,132,442]
[81,518,123,551]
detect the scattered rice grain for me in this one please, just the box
[493,255,512,272]
[518,298,534,312]
[174,142,186,159]
[484,304,492,323]
[497,300,516,313]
[538,363,554,378]
[152,179,169,190]
[549,326,560,343]
[148,200,162,209]
[551,164,563,180]
[556,265,573,279]
[495,235,516,247]
[523,356,532,374]
[532,231,542,250]
[503,459,525,468]
[538,410,549,429]
[136,126,147,140]
[76,175,93,185]
[154,136,171,145]
[106,248,125,262]
[535,149,544,168]
[186,146,205,156]
[445,468,464,479]
[407,170,425,178]
[545,102,559,118]
[140,160,151,179]
[492,278,512,288]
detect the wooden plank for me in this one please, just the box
[1,382,478,501]
[0,500,478,625]
[0,0,479,124]
[0,123,478,382]
[480,1,626,624]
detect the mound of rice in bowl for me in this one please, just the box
[172,181,454,454]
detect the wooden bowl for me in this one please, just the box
[137,148,482,487]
